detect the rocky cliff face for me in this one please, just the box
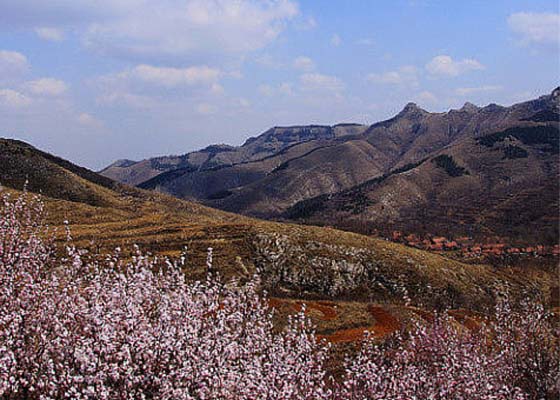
[100,124,367,186]
[251,231,539,310]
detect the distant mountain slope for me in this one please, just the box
[205,138,389,216]
[0,139,123,207]
[286,122,559,245]
[116,90,558,225]
[100,124,367,186]
[205,96,545,217]
[138,137,337,200]
[100,88,559,246]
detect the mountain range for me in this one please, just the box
[3,137,554,313]
[0,95,557,346]
[2,137,518,309]
[101,88,560,246]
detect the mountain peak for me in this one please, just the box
[459,102,479,113]
[201,144,235,153]
[404,102,419,110]
[112,159,137,168]
[482,103,505,112]
[400,102,427,114]
[397,102,427,117]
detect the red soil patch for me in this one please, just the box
[319,306,400,343]
[319,326,374,343]
[367,305,400,335]
[409,307,485,331]
[407,306,435,323]
[267,298,338,321]
[267,298,284,310]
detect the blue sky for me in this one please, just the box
[0,0,558,169]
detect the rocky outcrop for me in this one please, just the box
[251,232,536,310]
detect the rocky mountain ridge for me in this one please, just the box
[100,123,368,186]
[286,99,559,245]
[101,88,559,246]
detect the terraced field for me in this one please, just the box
[270,298,487,344]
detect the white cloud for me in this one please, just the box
[238,98,250,108]
[1,0,299,59]
[24,78,68,96]
[84,0,299,58]
[508,12,559,46]
[258,74,347,107]
[35,27,65,41]
[415,91,437,104]
[210,82,225,95]
[258,82,294,97]
[129,64,221,87]
[226,70,243,79]
[426,55,484,77]
[93,63,226,112]
[97,91,157,109]
[298,16,317,30]
[254,53,285,69]
[293,56,315,71]
[196,103,217,115]
[356,38,375,46]
[0,88,32,107]
[256,55,315,72]
[258,84,275,96]
[367,66,419,87]
[278,82,293,95]
[77,112,102,127]
[330,33,342,47]
[0,50,29,76]
[300,73,344,92]
[455,85,502,96]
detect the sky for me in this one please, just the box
[0,0,558,169]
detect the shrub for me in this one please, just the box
[521,110,560,123]
[342,316,526,399]
[432,154,469,177]
[342,303,559,399]
[503,144,529,159]
[477,126,559,154]
[206,189,233,200]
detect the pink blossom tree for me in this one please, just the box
[341,301,559,399]
[341,314,528,399]
[0,192,332,399]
